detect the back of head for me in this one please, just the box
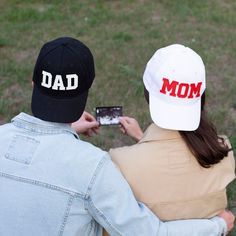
[31,37,95,123]
[143,44,231,168]
[143,44,206,131]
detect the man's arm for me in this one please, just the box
[86,155,230,236]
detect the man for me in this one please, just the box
[0,37,233,236]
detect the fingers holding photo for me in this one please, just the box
[119,116,143,142]
[71,111,100,136]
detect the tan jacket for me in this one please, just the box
[110,124,235,221]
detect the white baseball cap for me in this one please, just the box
[143,44,206,131]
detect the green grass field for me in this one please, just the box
[0,0,236,234]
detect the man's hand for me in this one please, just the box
[218,210,235,234]
[119,116,144,142]
[71,111,99,137]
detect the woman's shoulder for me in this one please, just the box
[109,143,140,162]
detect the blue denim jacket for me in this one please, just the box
[0,113,227,236]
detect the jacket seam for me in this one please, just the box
[12,120,78,137]
[0,172,84,197]
[59,194,75,236]
[87,220,95,235]
[88,197,122,236]
[85,156,122,235]
[85,155,107,197]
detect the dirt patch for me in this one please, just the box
[13,49,33,64]
[2,83,30,114]
[0,115,6,125]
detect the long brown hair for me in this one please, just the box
[179,92,231,168]
[144,88,232,168]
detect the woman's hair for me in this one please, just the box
[179,92,232,168]
[144,87,232,168]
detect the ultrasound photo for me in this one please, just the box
[96,106,123,125]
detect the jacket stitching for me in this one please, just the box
[58,194,75,236]
[88,197,122,236]
[0,172,84,197]
[85,155,107,198]
[12,120,78,138]
[85,156,122,235]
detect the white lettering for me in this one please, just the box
[41,70,52,88]
[40,70,79,90]
[52,75,66,90]
[66,74,78,90]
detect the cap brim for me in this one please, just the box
[31,85,88,123]
[149,94,201,131]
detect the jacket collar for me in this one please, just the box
[139,123,181,143]
[11,112,79,138]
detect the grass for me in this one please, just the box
[0,0,235,234]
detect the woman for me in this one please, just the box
[109,44,235,221]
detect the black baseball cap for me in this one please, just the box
[31,37,95,123]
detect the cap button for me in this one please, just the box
[62,42,68,46]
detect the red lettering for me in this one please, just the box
[177,83,189,98]
[160,78,202,99]
[188,82,202,98]
[159,78,178,97]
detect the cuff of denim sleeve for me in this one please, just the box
[210,216,227,236]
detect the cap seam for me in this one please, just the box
[35,44,63,74]
[66,45,92,89]
[58,45,65,74]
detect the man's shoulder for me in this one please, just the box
[0,122,13,130]
[68,136,107,159]
[61,136,110,174]
[0,122,17,141]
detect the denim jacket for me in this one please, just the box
[0,113,227,236]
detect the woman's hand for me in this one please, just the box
[71,111,99,137]
[119,116,143,142]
